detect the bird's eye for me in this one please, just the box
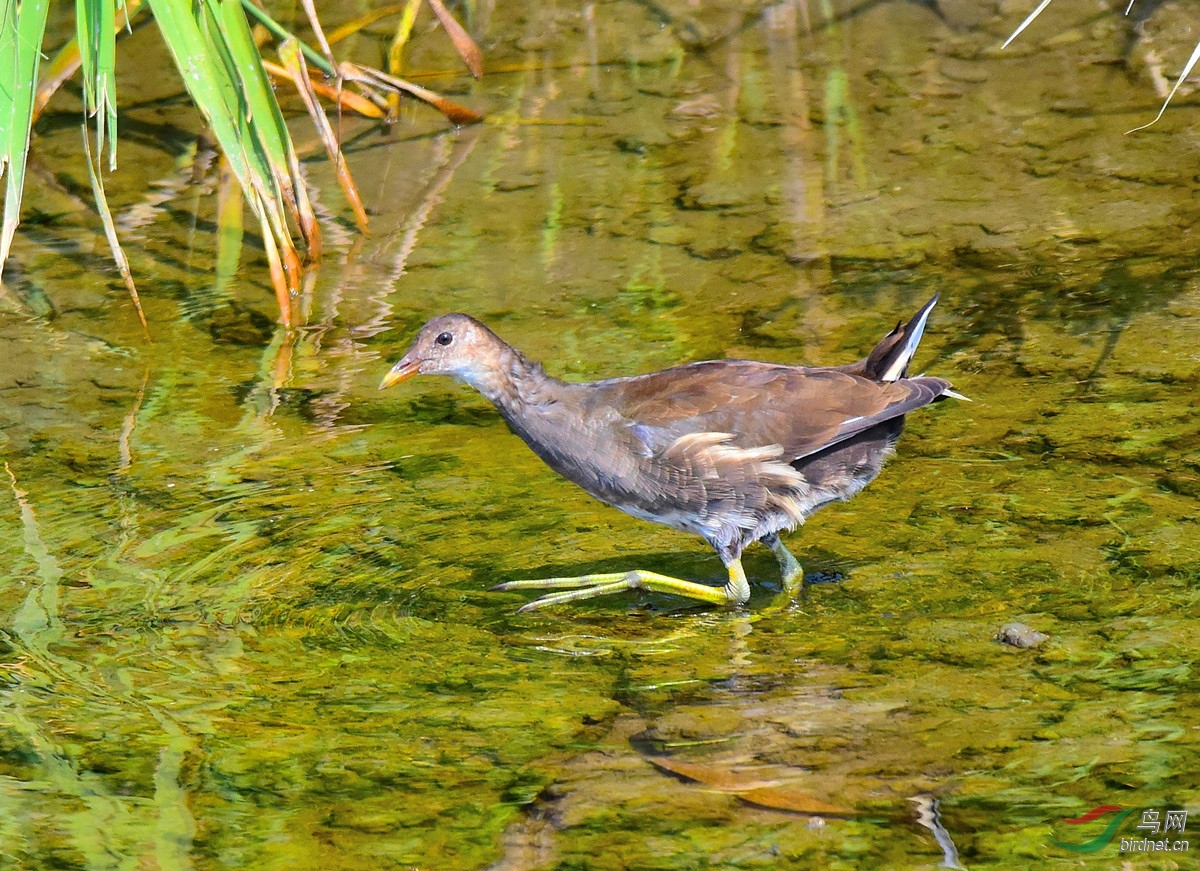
[435,331,453,346]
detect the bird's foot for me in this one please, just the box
[493,569,741,612]
[763,534,804,597]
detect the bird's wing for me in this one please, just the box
[590,362,950,463]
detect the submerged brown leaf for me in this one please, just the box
[646,756,851,816]
[647,756,783,792]
[738,785,851,816]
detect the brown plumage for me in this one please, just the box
[380,295,961,611]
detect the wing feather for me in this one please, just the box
[587,362,950,463]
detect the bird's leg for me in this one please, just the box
[762,533,804,596]
[492,555,751,613]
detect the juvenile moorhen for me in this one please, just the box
[380,296,962,611]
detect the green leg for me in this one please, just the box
[762,533,804,596]
[493,558,751,612]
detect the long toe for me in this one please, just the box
[516,579,639,612]
[492,571,632,592]
[494,568,734,610]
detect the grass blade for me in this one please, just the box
[238,0,333,77]
[238,0,480,124]
[217,0,321,255]
[279,39,369,234]
[341,61,483,125]
[297,0,336,66]
[426,0,482,78]
[34,0,144,124]
[215,156,244,295]
[77,0,119,168]
[327,3,407,45]
[254,201,293,321]
[387,0,423,114]
[1,0,52,279]
[260,59,385,118]
[148,0,304,323]
[81,123,147,333]
[388,0,422,75]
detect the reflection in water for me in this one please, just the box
[912,795,966,870]
[2,0,1200,868]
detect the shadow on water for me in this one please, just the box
[3,0,1200,868]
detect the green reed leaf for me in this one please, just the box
[0,0,51,279]
[77,0,119,168]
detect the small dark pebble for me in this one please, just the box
[997,622,1049,649]
[805,571,843,585]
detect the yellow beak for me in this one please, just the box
[379,358,420,389]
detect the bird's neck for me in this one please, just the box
[461,342,563,418]
[465,344,589,481]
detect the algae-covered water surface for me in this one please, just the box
[2,1,1199,868]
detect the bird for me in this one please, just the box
[379,295,963,612]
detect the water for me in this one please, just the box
[2,1,1198,868]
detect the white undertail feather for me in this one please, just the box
[880,298,936,382]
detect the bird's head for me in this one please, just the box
[379,313,504,390]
